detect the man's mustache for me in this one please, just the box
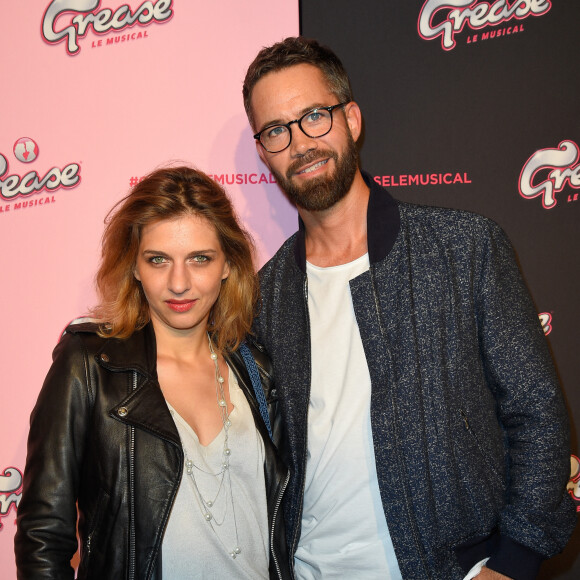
[286,149,338,179]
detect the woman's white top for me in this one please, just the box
[162,366,269,579]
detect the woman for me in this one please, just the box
[14,166,291,579]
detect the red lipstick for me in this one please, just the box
[166,300,196,313]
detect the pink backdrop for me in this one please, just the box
[0,1,298,576]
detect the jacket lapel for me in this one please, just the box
[95,323,180,446]
[110,378,181,446]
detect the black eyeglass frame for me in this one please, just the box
[253,102,349,153]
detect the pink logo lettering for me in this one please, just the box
[538,312,552,335]
[568,455,580,511]
[0,153,81,201]
[519,141,580,209]
[0,467,23,530]
[418,0,551,50]
[42,0,173,55]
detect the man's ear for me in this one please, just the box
[345,101,363,142]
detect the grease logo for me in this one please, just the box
[418,0,551,50]
[568,455,580,512]
[538,312,552,335]
[14,137,39,163]
[42,0,174,55]
[0,467,22,530]
[0,138,81,215]
[519,140,580,209]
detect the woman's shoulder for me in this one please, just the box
[54,318,109,361]
[65,317,103,334]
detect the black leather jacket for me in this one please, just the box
[15,322,291,580]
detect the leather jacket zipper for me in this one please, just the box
[271,470,290,579]
[129,371,137,580]
[84,488,107,564]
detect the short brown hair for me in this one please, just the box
[243,36,353,130]
[92,166,258,352]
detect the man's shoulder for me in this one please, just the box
[259,232,299,278]
[399,200,495,225]
[398,200,505,241]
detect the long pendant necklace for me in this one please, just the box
[179,333,241,559]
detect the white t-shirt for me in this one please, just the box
[294,254,402,579]
[162,367,269,579]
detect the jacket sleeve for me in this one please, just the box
[474,221,576,578]
[14,332,93,579]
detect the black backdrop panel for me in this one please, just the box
[301,1,579,577]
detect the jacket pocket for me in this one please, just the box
[458,409,504,485]
[452,409,506,533]
[79,487,110,577]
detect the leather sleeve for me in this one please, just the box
[14,332,93,579]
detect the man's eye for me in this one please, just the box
[305,111,322,123]
[266,125,287,139]
[304,110,327,125]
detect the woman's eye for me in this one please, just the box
[192,255,210,263]
[149,256,166,264]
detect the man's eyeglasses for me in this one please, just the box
[254,102,349,153]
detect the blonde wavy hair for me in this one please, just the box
[91,166,258,352]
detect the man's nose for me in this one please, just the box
[288,123,318,157]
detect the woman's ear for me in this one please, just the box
[222,261,231,281]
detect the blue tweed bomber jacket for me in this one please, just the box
[253,174,576,580]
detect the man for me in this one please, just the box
[242,37,575,579]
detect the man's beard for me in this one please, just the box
[271,132,359,212]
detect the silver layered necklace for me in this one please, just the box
[179,333,241,559]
